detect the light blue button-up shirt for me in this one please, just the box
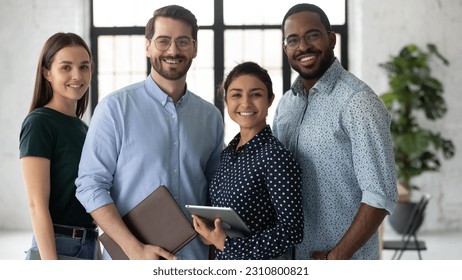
[273,59,398,259]
[76,76,224,260]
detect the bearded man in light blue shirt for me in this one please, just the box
[273,4,398,259]
[75,5,224,260]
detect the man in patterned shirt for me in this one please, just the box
[273,3,398,259]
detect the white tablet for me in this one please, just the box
[185,205,251,238]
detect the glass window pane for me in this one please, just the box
[187,69,215,105]
[98,74,114,102]
[224,30,282,71]
[97,35,147,101]
[334,34,342,62]
[93,0,214,27]
[188,30,214,104]
[192,30,214,69]
[224,0,344,25]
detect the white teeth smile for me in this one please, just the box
[300,56,315,62]
[239,112,255,116]
[164,59,180,64]
[68,85,82,88]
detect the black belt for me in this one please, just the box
[53,224,98,239]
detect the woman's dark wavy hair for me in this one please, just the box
[145,5,198,41]
[30,32,92,118]
[219,61,274,103]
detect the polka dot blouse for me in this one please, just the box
[209,125,303,260]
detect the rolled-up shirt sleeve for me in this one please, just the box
[343,91,398,214]
[75,97,119,213]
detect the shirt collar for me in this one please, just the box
[144,75,190,107]
[291,58,342,96]
[227,125,273,155]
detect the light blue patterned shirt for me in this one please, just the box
[76,75,224,260]
[273,59,397,259]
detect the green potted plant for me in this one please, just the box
[379,43,455,233]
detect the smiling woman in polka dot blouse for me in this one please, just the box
[192,62,304,260]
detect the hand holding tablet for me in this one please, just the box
[185,205,251,238]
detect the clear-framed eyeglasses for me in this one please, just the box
[153,36,196,51]
[283,30,328,51]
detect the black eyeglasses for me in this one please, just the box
[283,30,327,50]
[153,36,195,51]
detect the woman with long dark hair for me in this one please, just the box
[19,32,97,260]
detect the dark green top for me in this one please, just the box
[20,107,94,228]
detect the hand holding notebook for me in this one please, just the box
[99,186,197,260]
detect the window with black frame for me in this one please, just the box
[90,0,347,142]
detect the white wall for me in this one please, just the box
[1,0,461,232]
[349,0,462,231]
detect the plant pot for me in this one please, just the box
[388,201,423,234]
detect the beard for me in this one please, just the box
[150,55,193,81]
[290,50,334,81]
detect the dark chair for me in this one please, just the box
[382,193,431,260]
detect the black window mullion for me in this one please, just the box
[213,0,225,117]
[89,0,348,113]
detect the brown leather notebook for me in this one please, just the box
[99,185,197,260]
